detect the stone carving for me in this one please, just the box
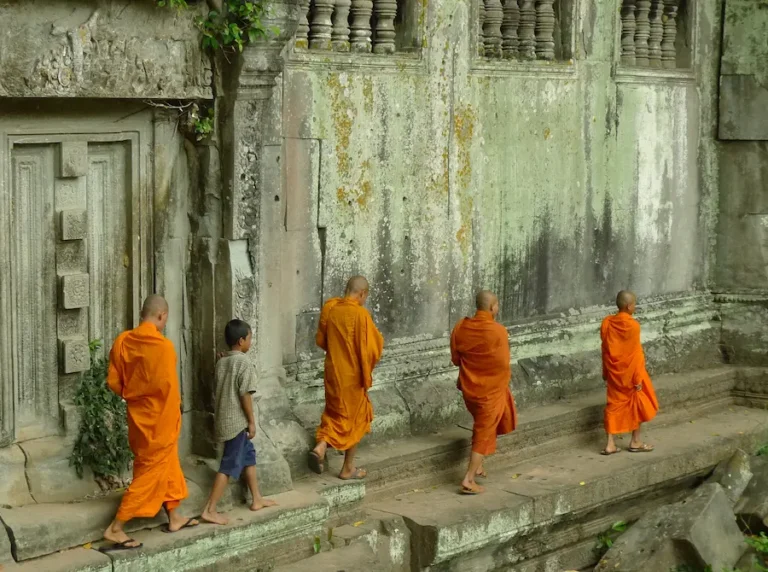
[478,0,486,57]
[620,0,637,66]
[309,0,335,50]
[661,0,679,69]
[634,0,651,66]
[373,0,397,54]
[350,0,374,52]
[518,0,537,60]
[332,0,352,51]
[535,0,556,61]
[59,274,90,310]
[648,0,664,67]
[60,210,87,242]
[295,0,311,48]
[17,9,212,99]
[60,339,90,374]
[59,142,88,179]
[501,0,520,59]
[482,0,504,57]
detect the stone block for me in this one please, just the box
[0,445,35,507]
[295,310,322,358]
[60,338,90,374]
[59,142,88,178]
[0,520,12,564]
[735,456,768,533]
[18,436,100,504]
[396,374,469,435]
[59,273,90,309]
[707,448,753,506]
[252,426,294,496]
[60,209,88,241]
[595,484,746,572]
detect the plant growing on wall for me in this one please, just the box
[70,340,133,480]
[196,0,279,52]
[157,0,189,7]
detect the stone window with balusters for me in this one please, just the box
[618,0,692,71]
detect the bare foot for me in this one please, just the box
[250,498,278,511]
[475,467,487,478]
[338,467,367,480]
[201,508,229,525]
[460,479,484,494]
[602,444,619,454]
[103,526,140,548]
[167,514,200,532]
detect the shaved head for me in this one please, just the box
[141,294,169,319]
[616,290,636,311]
[345,276,369,296]
[476,290,498,312]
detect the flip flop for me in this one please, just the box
[600,448,622,456]
[628,444,654,453]
[307,450,325,475]
[460,484,485,495]
[98,539,143,552]
[476,469,488,479]
[338,468,367,480]
[161,518,199,533]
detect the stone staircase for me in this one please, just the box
[2,366,768,572]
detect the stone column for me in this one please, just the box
[647,0,663,67]
[295,0,311,48]
[310,0,335,50]
[634,0,651,67]
[332,0,352,51]
[661,0,679,68]
[478,0,486,56]
[216,0,300,495]
[518,0,536,60]
[620,0,637,66]
[535,0,556,60]
[350,0,373,52]
[372,0,397,54]
[482,0,504,58]
[501,0,520,59]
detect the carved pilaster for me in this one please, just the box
[518,0,536,60]
[310,0,335,50]
[373,0,397,54]
[535,0,556,61]
[350,0,373,52]
[634,0,651,67]
[295,0,311,48]
[332,0,352,51]
[620,0,637,66]
[661,0,679,69]
[648,0,663,67]
[501,0,520,59]
[478,0,486,57]
[482,0,504,58]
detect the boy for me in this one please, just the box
[201,319,276,525]
[600,290,659,455]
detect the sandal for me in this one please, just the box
[339,468,367,480]
[628,443,654,453]
[99,539,143,552]
[161,518,199,533]
[460,483,485,495]
[307,450,325,474]
[600,448,622,456]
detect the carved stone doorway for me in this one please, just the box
[0,105,154,446]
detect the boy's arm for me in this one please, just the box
[240,361,259,439]
[240,393,256,439]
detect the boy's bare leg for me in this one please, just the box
[243,465,277,511]
[103,518,140,546]
[603,433,619,454]
[201,473,231,525]
[461,452,485,492]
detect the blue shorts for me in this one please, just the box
[218,429,256,479]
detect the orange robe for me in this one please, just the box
[107,321,187,521]
[315,297,384,451]
[601,312,659,435]
[450,310,517,456]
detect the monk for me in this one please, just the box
[101,295,198,552]
[307,276,384,480]
[451,290,517,495]
[600,290,659,455]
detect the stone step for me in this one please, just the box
[365,405,768,570]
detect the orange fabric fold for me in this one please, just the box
[600,312,659,435]
[315,297,384,451]
[450,311,517,456]
[107,321,188,521]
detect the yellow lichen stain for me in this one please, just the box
[455,195,473,258]
[294,39,308,49]
[327,73,357,179]
[453,104,477,192]
[544,127,551,140]
[362,77,374,115]
[337,159,374,211]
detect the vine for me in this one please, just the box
[70,340,133,481]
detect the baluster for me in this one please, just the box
[332,0,351,51]
[478,0,486,56]
[350,0,373,52]
[501,0,519,58]
[535,0,556,61]
[295,0,311,48]
[518,0,536,60]
[309,0,335,49]
[373,0,397,54]
[647,0,663,67]
[483,0,504,58]
[620,0,636,66]
[634,0,651,66]
[661,0,679,68]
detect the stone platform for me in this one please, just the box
[2,366,768,571]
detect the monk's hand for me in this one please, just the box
[247,422,256,440]
[635,383,643,392]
